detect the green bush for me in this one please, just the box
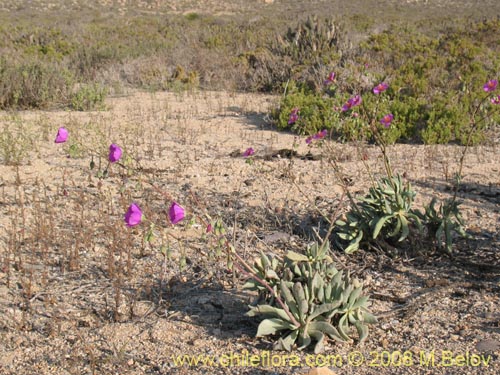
[273,81,338,135]
[0,57,73,109]
[70,83,107,111]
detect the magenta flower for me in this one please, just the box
[124,203,142,227]
[373,82,389,94]
[324,71,336,85]
[243,147,255,157]
[380,113,394,128]
[491,95,500,105]
[108,144,123,163]
[169,201,185,224]
[351,95,362,106]
[206,223,213,233]
[313,129,328,139]
[307,129,328,144]
[54,127,69,143]
[342,95,362,112]
[288,108,299,125]
[483,79,498,92]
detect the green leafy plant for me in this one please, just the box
[420,198,468,254]
[70,83,107,111]
[245,241,376,353]
[334,174,422,254]
[273,81,337,135]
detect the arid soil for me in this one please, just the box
[0,90,499,374]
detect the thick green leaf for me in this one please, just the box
[274,330,298,352]
[292,282,309,316]
[344,231,363,254]
[373,215,392,239]
[256,318,295,337]
[265,269,279,280]
[309,331,325,354]
[351,295,369,310]
[285,251,309,262]
[355,321,369,342]
[398,215,409,242]
[337,315,352,341]
[361,311,378,324]
[280,282,300,319]
[309,321,349,343]
[347,287,363,307]
[247,304,293,322]
[307,302,342,322]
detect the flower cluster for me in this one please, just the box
[124,201,185,227]
[341,95,362,112]
[53,127,185,229]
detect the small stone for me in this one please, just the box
[381,338,389,348]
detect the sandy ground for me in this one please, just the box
[0,90,499,375]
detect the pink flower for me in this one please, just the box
[124,203,142,227]
[55,127,69,143]
[288,108,299,125]
[243,147,255,157]
[313,129,328,139]
[169,201,185,224]
[307,129,328,144]
[373,82,389,94]
[206,223,213,233]
[380,113,394,128]
[483,79,498,92]
[324,71,336,85]
[491,95,500,104]
[342,95,362,112]
[108,144,122,163]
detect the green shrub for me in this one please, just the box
[0,116,34,165]
[70,83,107,111]
[0,57,73,109]
[273,81,338,135]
